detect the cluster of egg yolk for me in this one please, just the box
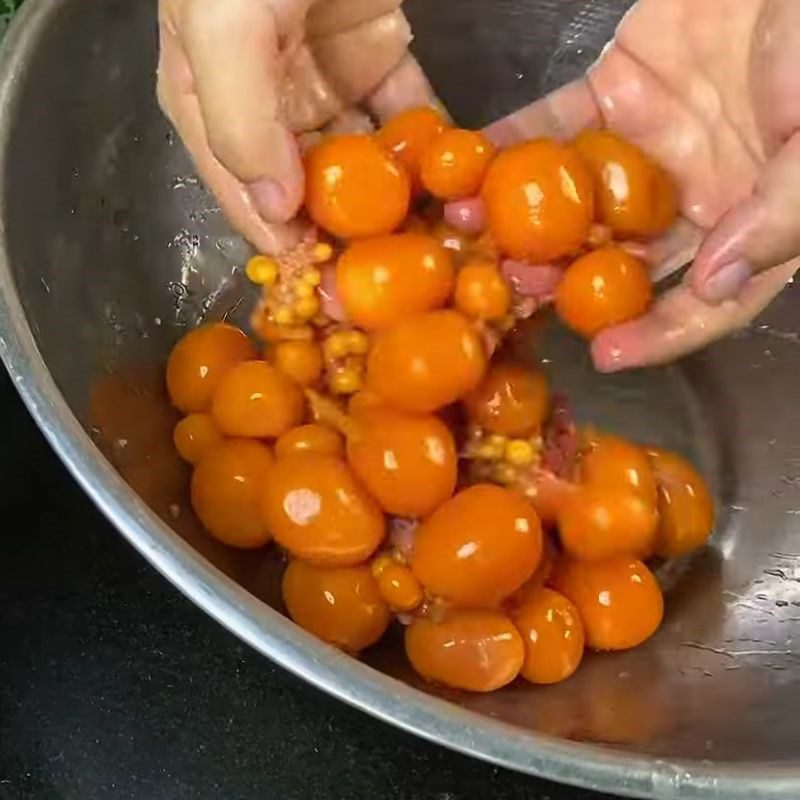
[163,108,714,694]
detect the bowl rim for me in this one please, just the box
[1,2,798,798]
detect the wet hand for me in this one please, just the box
[157,0,437,255]
[468,0,800,371]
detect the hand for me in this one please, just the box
[157,0,437,255]
[480,0,800,371]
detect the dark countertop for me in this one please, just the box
[0,375,619,800]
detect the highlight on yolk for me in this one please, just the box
[261,453,385,566]
[557,484,658,562]
[550,556,664,651]
[555,246,653,339]
[273,340,324,388]
[573,129,678,239]
[173,413,224,465]
[336,233,455,330]
[275,423,344,460]
[347,406,458,518]
[373,560,424,613]
[420,128,496,201]
[454,260,511,322]
[283,560,390,653]
[211,360,305,439]
[481,138,595,262]
[190,439,274,549]
[166,323,256,413]
[405,610,524,692]
[464,361,551,438]
[648,448,715,558]
[305,134,411,239]
[160,111,712,695]
[376,106,449,190]
[512,587,585,685]
[366,310,487,413]
[412,484,543,608]
[581,433,658,506]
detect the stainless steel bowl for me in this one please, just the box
[2,1,800,797]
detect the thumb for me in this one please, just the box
[690,132,800,303]
[180,0,305,224]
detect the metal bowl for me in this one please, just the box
[2,1,800,797]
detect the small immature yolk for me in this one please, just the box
[366,310,487,413]
[420,128,497,201]
[580,433,658,506]
[273,340,324,388]
[405,610,524,692]
[573,129,678,239]
[557,484,658,562]
[454,260,511,322]
[166,323,256,413]
[411,484,543,608]
[375,562,424,612]
[245,255,279,286]
[481,139,594,262]
[555,246,652,339]
[512,587,585,685]
[173,413,224,465]
[275,424,344,460]
[261,453,385,566]
[336,233,455,330]
[647,448,715,558]
[211,361,305,439]
[282,560,390,653]
[464,361,550,438]
[346,406,458,518]
[190,439,274,549]
[550,556,664,651]
[305,134,411,239]
[376,106,449,190]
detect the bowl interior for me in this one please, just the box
[5,0,800,772]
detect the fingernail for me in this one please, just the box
[699,259,752,304]
[592,341,626,373]
[248,180,290,225]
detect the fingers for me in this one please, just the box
[285,10,418,131]
[323,108,375,136]
[591,260,798,372]
[178,0,305,223]
[307,0,403,38]
[314,9,412,107]
[368,53,442,121]
[623,218,705,282]
[689,133,800,303]
[158,32,303,256]
[483,79,601,147]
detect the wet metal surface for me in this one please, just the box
[1,0,800,796]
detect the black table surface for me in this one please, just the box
[0,366,618,800]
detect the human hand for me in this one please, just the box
[157,0,437,255]
[457,0,800,371]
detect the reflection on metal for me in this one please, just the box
[1,0,800,798]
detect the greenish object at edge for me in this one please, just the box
[1,0,24,34]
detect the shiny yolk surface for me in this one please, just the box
[261,453,385,566]
[347,406,458,518]
[412,484,543,607]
